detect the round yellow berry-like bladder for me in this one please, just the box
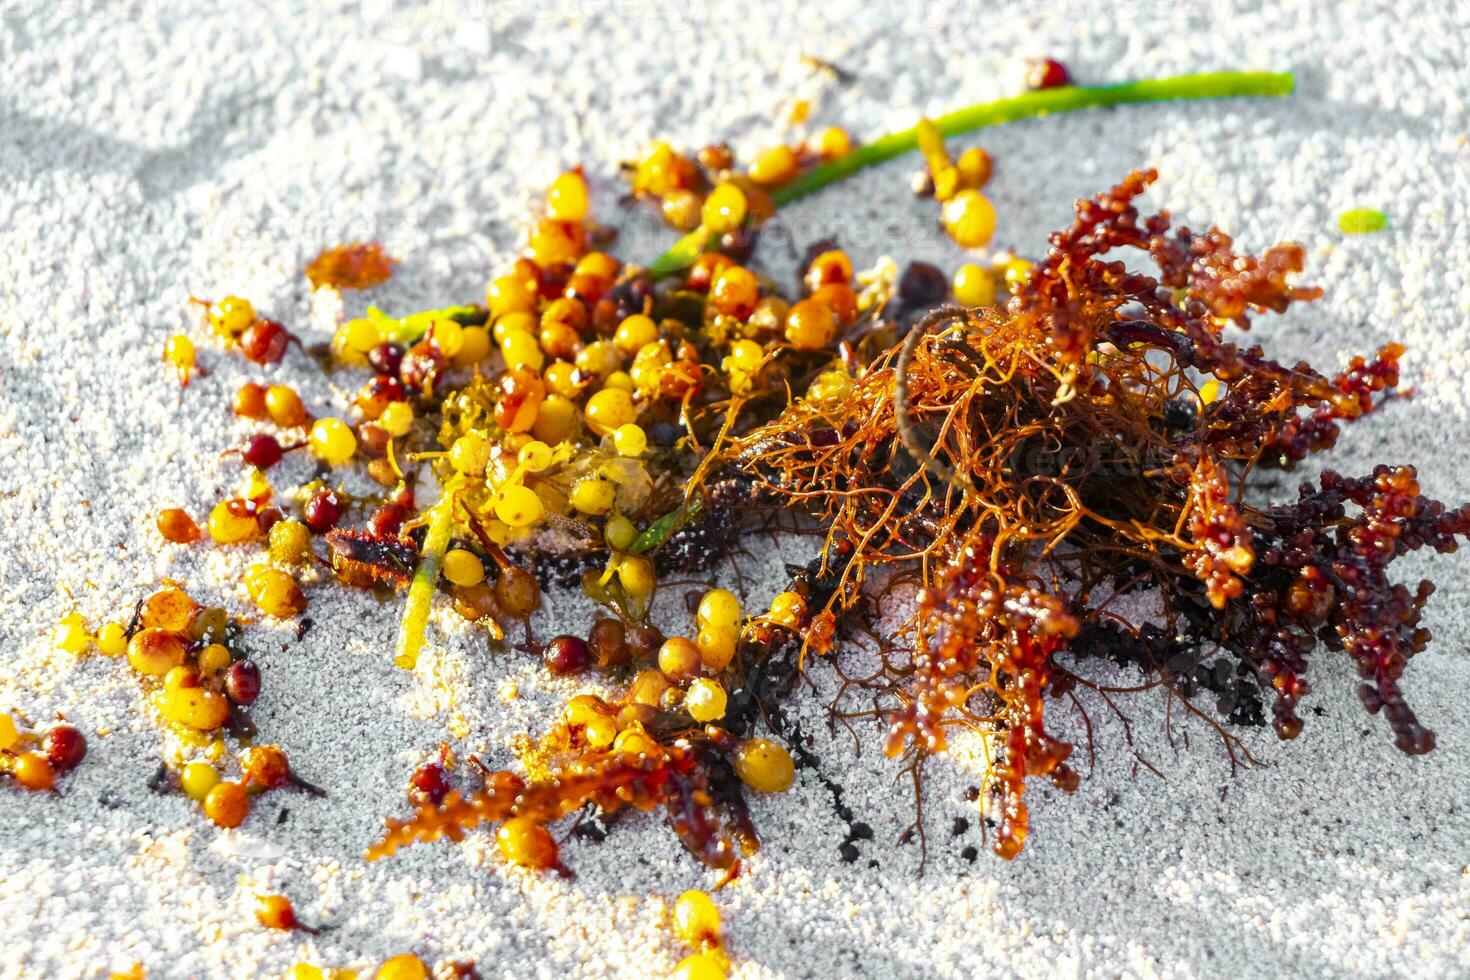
[695,626,737,672]
[163,334,195,370]
[496,817,559,868]
[128,628,187,676]
[309,418,357,465]
[671,952,727,980]
[518,440,555,472]
[734,738,796,793]
[818,126,852,160]
[767,590,809,628]
[616,555,656,600]
[487,275,536,319]
[658,637,702,680]
[685,678,728,722]
[672,889,721,945]
[697,589,741,632]
[0,713,20,752]
[95,621,128,656]
[376,954,430,980]
[208,500,258,544]
[749,144,799,187]
[181,761,221,801]
[942,189,997,249]
[531,394,578,444]
[784,298,837,350]
[246,567,306,618]
[614,314,659,355]
[198,643,231,675]
[379,401,414,437]
[611,423,647,457]
[603,514,637,551]
[583,713,617,749]
[575,340,621,379]
[268,519,313,565]
[456,325,491,365]
[1001,256,1033,290]
[451,434,492,475]
[546,169,589,222]
[563,694,609,727]
[613,726,657,756]
[443,549,486,587]
[340,317,380,354]
[203,780,250,827]
[209,295,257,336]
[584,387,636,435]
[264,385,307,427]
[952,262,997,307]
[570,478,617,516]
[628,668,668,707]
[495,485,544,528]
[723,339,763,375]
[431,319,464,357]
[662,189,702,230]
[53,612,90,655]
[160,687,230,731]
[500,328,545,372]
[543,360,580,399]
[702,182,748,235]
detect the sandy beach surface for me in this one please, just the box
[2,1,1469,976]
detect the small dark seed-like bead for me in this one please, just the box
[588,618,628,668]
[226,660,261,704]
[623,623,665,663]
[898,261,948,308]
[241,433,284,469]
[303,490,343,534]
[409,762,450,805]
[543,635,590,676]
[1027,57,1070,90]
[371,503,410,539]
[240,320,290,364]
[368,343,405,376]
[43,725,87,771]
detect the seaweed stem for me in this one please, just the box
[395,478,460,669]
[649,70,1294,275]
[775,71,1293,205]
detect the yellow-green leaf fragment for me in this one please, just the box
[649,228,711,278]
[629,499,703,554]
[367,304,483,344]
[1338,209,1388,234]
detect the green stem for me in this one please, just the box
[650,70,1294,275]
[395,481,460,670]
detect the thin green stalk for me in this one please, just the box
[775,71,1292,205]
[395,479,460,670]
[650,70,1293,275]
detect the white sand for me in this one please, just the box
[3,0,1469,976]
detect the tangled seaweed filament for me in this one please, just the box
[722,169,1468,857]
